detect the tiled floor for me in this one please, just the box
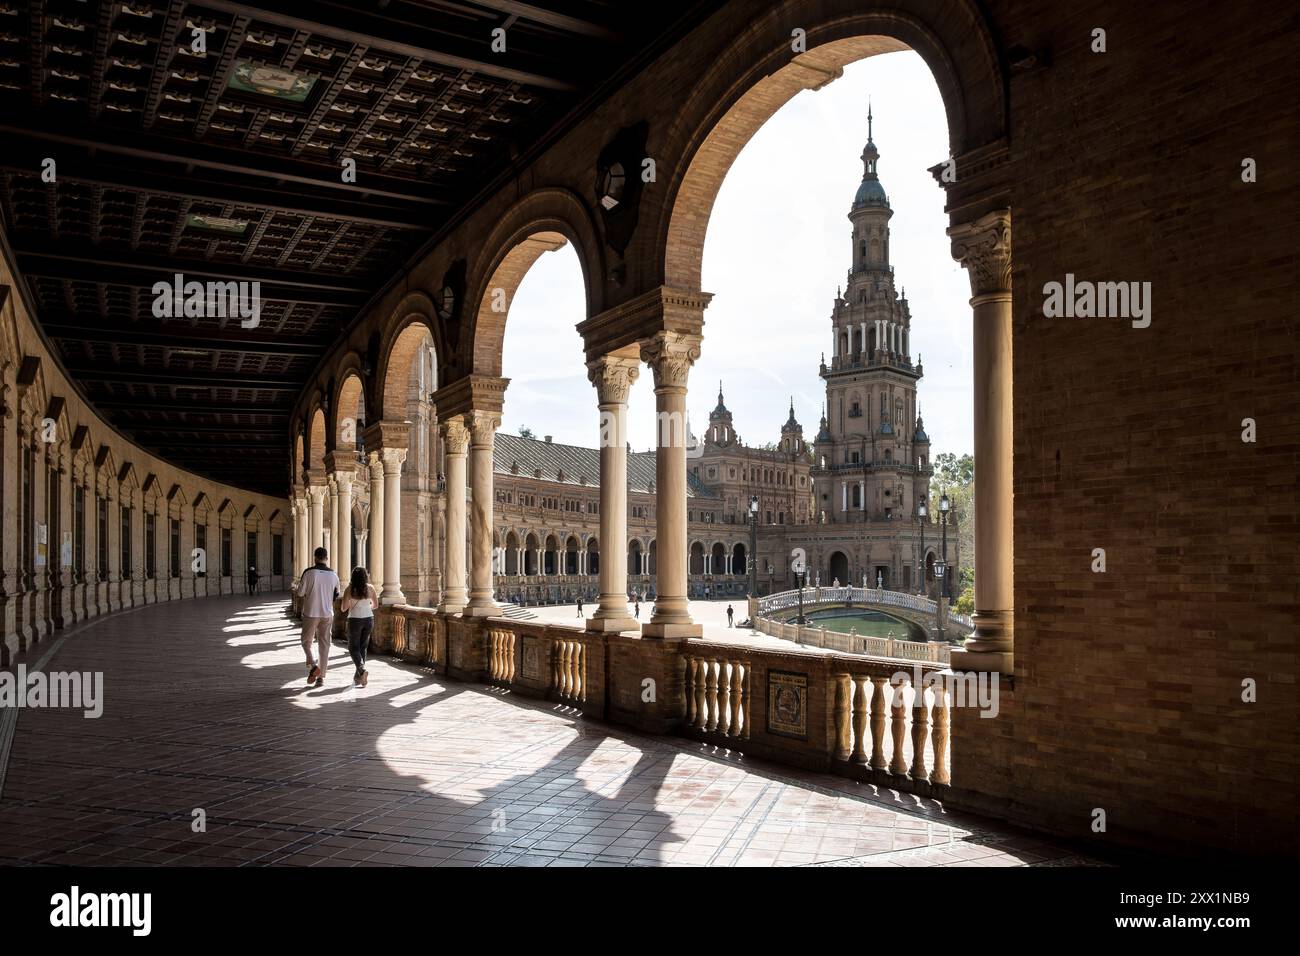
[0,596,1098,867]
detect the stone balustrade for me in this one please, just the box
[366,605,952,799]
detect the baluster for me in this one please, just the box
[565,642,576,698]
[716,661,732,736]
[743,665,752,738]
[833,673,852,761]
[685,658,698,726]
[490,631,499,679]
[508,633,516,683]
[559,641,571,697]
[889,676,909,775]
[851,675,869,764]
[730,664,744,739]
[870,676,889,770]
[694,660,709,731]
[705,659,721,732]
[910,677,929,781]
[931,681,950,786]
[573,641,584,700]
[550,639,561,694]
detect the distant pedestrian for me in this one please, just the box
[726,604,734,627]
[576,596,584,616]
[246,566,258,594]
[298,547,340,687]
[634,595,641,619]
[341,566,378,687]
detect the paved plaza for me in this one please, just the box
[0,596,1098,867]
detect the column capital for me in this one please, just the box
[441,415,471,456]
[587,353,641,405]
[307,483,329,502]
[639,330,702,390]
[947,209,1011,298]
[361,419,409,456]
[334,471,355,493]
[468,409,501,446]
[377,447,407,475]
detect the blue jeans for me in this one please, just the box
[347,617,374,672]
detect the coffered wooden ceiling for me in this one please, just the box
[0,0,718,494]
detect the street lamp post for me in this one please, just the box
[748,495,759,597]
[916,499,927,596]
[933,557,947,642]
[939,492,951,600]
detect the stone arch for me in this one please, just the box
[731,541,747,577]
[689,540,706,575]
[306,406,327,478]
[828,549,850,587]
[656,3,1006,290]
[463,188,603,378]
[376,301,440,423]
[710,541,726,575]
[331,354,368,450]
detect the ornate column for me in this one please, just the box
[948,209,1013,670]
[379,447,407,604]
[464,410,501,616]
[439,416,470,614]
[307,482,327,557]
[639,331,702,638]
[327,477,338,562]
[586,354,639,632]
[326,452,355,574]
[294,492,309,579]
[367,458,384,589]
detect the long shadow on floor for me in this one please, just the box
[0,596,685,867]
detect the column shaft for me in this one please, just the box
[439,418,469,613]
[464,411,500,616]
[367,455,384,591]
[380,449,407,604]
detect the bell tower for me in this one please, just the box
[813,103,928,526]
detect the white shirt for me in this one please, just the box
[298,565,340,619]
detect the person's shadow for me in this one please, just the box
[0,595,683,867]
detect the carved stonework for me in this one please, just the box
[379,446,407,475]
[639,331,701,390]
[442,416,470,456]
[587,355,640,405]
[468,410,501,447]
[948,209,1012,298]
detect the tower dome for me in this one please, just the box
[852,102,889,209]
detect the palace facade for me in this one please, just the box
[331,112,958,608]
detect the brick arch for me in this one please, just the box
[306,406,327,479]
[331,354,367,450]
[653,2,1006,290]
[462,187,603,378]
[374,293,440,423]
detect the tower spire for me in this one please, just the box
[868,97,873,144]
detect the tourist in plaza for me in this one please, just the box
[246,565,258,595]
[340,566,378,687]
[298,547,340,687]
[634,595,640,618]
[726,604,734,627]
[576,596,584,617]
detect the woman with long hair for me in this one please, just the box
[340,566,378,686]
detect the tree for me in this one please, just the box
[519,426,536,439]
[929,451,975,593]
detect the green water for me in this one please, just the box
[803,612,914,639]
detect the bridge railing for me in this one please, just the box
[756,586,974,632]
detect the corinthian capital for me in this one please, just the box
[442,415,470,456]
[468,410,501,446]
[948,209,1012,298]
[587,354,641,405]
[639,331,701,390]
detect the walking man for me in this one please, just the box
[726,604,734,627]
[299,547,340,687]
[576,596,584,617]
[634,594,640,619]
[246,565,258,595]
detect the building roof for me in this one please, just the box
[494,433,717,499]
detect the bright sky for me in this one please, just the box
[500,51,973,459]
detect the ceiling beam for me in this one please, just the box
[121,423,285,435]
[0,118,449,206]
[197,0,582,91]
[62,366,300,390]
[16,243,373,294]
[42,321,325,358]
[0,155,438,229]
[464,1,621,39]
[91,400,292,416]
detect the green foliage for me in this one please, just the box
[519,426,536,439]
[954,584,974,616]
